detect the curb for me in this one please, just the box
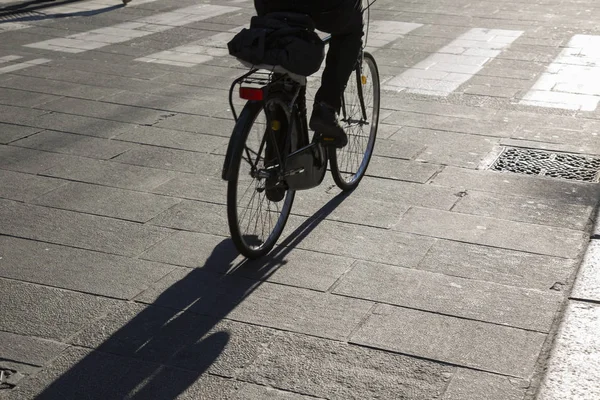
[536,228,600,400]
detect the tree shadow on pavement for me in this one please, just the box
[31,191,351,399]
[0,0,123,23]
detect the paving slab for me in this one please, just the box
[283,215,436,267]
[0,199,174,257]
[33,181,181,222]
[135,268,374,341]
[12,130,132,160]
[571,241,600,302]
[0,331,67,375]
[388,127,500,167]
[0,278,119,341]
[241,331,454,400]
[442,369,528,400]
[42,156,181,191]
[432,166,600,206]
[0,236,174,299]
[0,145,76,174]
[0,170,64,202]
[452,190,594,229]
[151,173,227,203]
[0,87,60,108]
[393,207,586,258]
[351,304,547,378]
[333,261,561,332]
[115,125,229,153]
[22,111,138,138]
[153,113,234,136]
[148,199,229,236]
[417,240,577,291]
[366,155,441,182]
[71,302,278,377]
[0,123,41,144]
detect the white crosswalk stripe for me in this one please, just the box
[0,0,161,33]
[136,26,245,67]
[520,35,600,111]
[383,28,523,96]
[0,56,51,74]
[23,4,240,53]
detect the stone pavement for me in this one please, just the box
[0,0,600,398]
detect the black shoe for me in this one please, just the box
[309,102,347,148]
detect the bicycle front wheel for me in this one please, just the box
[226,100,295,259]
[330,51,380,191]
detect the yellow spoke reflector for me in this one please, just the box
[361,75,367,85]
[271,120,281,131]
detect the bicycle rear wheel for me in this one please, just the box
[330,51,380,191]
[226,100,295,259]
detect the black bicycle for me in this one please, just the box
[222,4,380,259]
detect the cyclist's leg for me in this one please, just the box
[312,0,364,111]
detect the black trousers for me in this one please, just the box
[254,0,363,110]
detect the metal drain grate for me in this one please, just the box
[490,147,600,183]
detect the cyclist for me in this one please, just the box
[253,0,364,148]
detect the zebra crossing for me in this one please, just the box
[1,1,600,112]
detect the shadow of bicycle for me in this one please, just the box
[31,191,350,399]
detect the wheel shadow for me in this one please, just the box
[32,191,351,399]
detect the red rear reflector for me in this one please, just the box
[239,87,264,101]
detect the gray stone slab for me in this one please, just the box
[0,87,60,108]
[366,155,440,182]
[154,114,234,137]
[334,261,561,332]
[0,278,119,341]
[34,182,181,222]
[12,130,131,160]
[351,304,546,378]
[142,229,353,292]
[383,110,516,138]
[372,137,423,159]
[453,190,594,229]
[500,138,600,158]
[442,369,528,400]
[115,126,229,153]
[113,145,222,176]
[136,268,373,341]
[0,236,173,299]
[394,207,586,258]
[152,174,227,203]
[5,345,314,400]
[37,97,166,125]
[389,127,500,168]
[537,301,600,400]
[0,74,126,101]
[351,177,460,210]
[418,240,577,291]
[293,187,410,229]
[0,123,41,144]
[242,331,454,400]
[0,170,64,202]
[0,104,48,126]
[572,241,600,302]
[0,145,74,174]
[25,112,137,138]
[0,199,174,257]
[148,200,229,236]
[0,331,67,371]
[432,166,600,206]
[42,156,180,191]
[283,216,435,267]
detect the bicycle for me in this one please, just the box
[221,1,380,259]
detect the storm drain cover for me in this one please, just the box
[490,147,600,183]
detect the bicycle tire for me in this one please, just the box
[226,100,295,259]
[330,51,380,191]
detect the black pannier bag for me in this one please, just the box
[227,12,325,77]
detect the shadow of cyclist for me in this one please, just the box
[32,191,351,399]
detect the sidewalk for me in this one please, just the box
[0,0,599,399]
